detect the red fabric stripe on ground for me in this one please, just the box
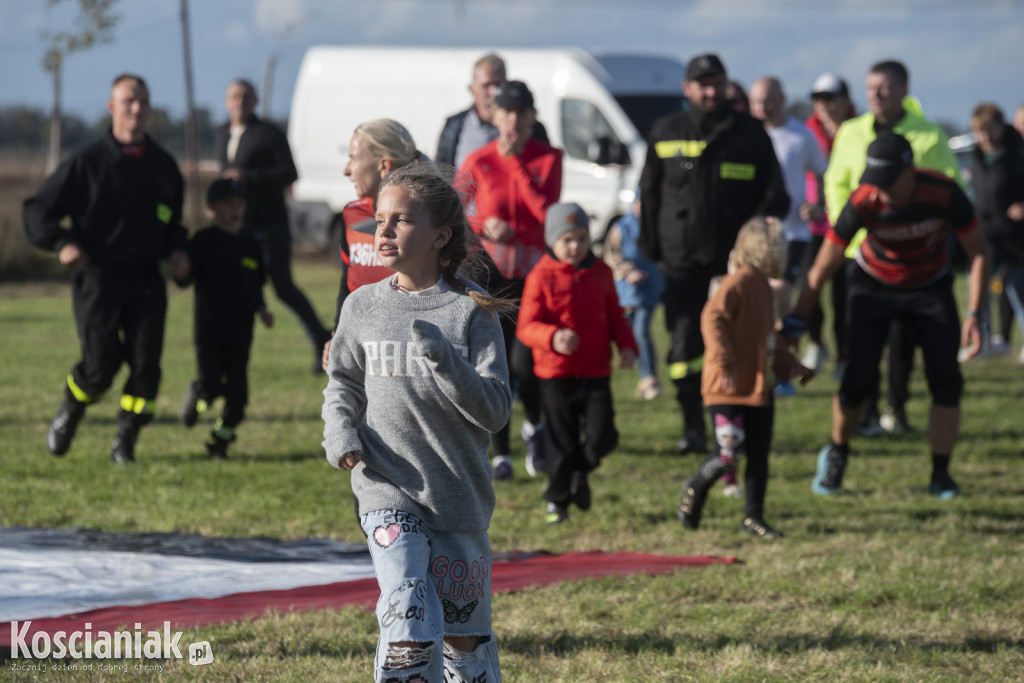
[1,551,735,647]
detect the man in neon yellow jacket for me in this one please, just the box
[824,59,962,436]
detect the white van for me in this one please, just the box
[286,46,685,253]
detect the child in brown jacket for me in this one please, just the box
[678,217,812,539]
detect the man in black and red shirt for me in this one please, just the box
[786,133,988,499]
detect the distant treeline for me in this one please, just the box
[0,106,288,160]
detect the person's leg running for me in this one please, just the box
[541,378,581,509]
[258,229,330,351]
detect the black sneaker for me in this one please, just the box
[676,430,707,455]
[545,502,569,525]
[206,434,232,459]
[570,471,591,511]
[47,398,86,456]
[742,517,783,539]
[110,426,139,464]
[812,443,847,495]
[928,471,961,500]
[678,477,708,529]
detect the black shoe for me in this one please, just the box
[47,398,86,456]
[179,382,202,427]
[678,477,708,529]
[205,432,235,459]
[545,502,569,525]
[677,430,707,455]
[742,517,783,539]
[110,427,139,464]
[570,471,591,511]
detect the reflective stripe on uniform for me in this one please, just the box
[719,162,755,180]
[668,356,704,380]
[655,140,706,158]
[120,394,154,415]
[213,419,235,441]
[67,375,101,404]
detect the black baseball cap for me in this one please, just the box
[686,53,726,81]
[860,133,914,188]
[494,80,534,110]
[206,178,246,204]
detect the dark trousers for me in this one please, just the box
[195,340,252,429]
[700,402,774,520]
[492,279,542,455]
[540,377,618,507]
[841,267,962,410]
[663,267,712,437]
[250,226,329,350]
[69,266,166,414]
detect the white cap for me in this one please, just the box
[811,72,848,98]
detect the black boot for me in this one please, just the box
[206,430,235,459]
[47,396,86,456]
[110,423,140,464]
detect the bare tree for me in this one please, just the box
[41,0,120,174]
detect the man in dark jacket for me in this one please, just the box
[216,79,330,373]
[639,53,790,454]
[436,53,549,171]
[970,102,1024,360]
[23,73,190,463]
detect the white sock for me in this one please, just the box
[492,455,511,466]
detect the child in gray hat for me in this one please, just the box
[517,202,639,523]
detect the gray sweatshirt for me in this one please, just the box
[322,278,511,531]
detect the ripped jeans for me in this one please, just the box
[360,509,501,682]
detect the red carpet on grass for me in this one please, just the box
[2,551,735,646]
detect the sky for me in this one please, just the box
[1,0,1022,133]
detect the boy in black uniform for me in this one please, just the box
[180,178,274,458]
[23,73,190,464]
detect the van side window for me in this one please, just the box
[561,98,629,165]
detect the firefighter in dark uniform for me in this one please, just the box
[639,53,790,454]
[23,73,190,463]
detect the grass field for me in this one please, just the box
[1,257,1023,681]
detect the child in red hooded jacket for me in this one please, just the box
[517,203,638,524]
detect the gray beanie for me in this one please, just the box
[544,202,590,248]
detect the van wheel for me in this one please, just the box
[328,215,345,269]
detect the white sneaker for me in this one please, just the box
[801,343,829,374]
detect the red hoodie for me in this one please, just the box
[517,252,638,379]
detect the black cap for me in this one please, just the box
[686,53,726,81]
[494,80,534,110]
[206,178,246,204]
[860,133,914,188]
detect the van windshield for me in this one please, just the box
[614,95,687,140]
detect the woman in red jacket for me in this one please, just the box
[460,80,563,481]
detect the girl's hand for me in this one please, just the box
[619,348,637,370]
[717,373,737,394]
[339,450,362,471]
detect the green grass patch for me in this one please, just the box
[2,260,1023,681]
